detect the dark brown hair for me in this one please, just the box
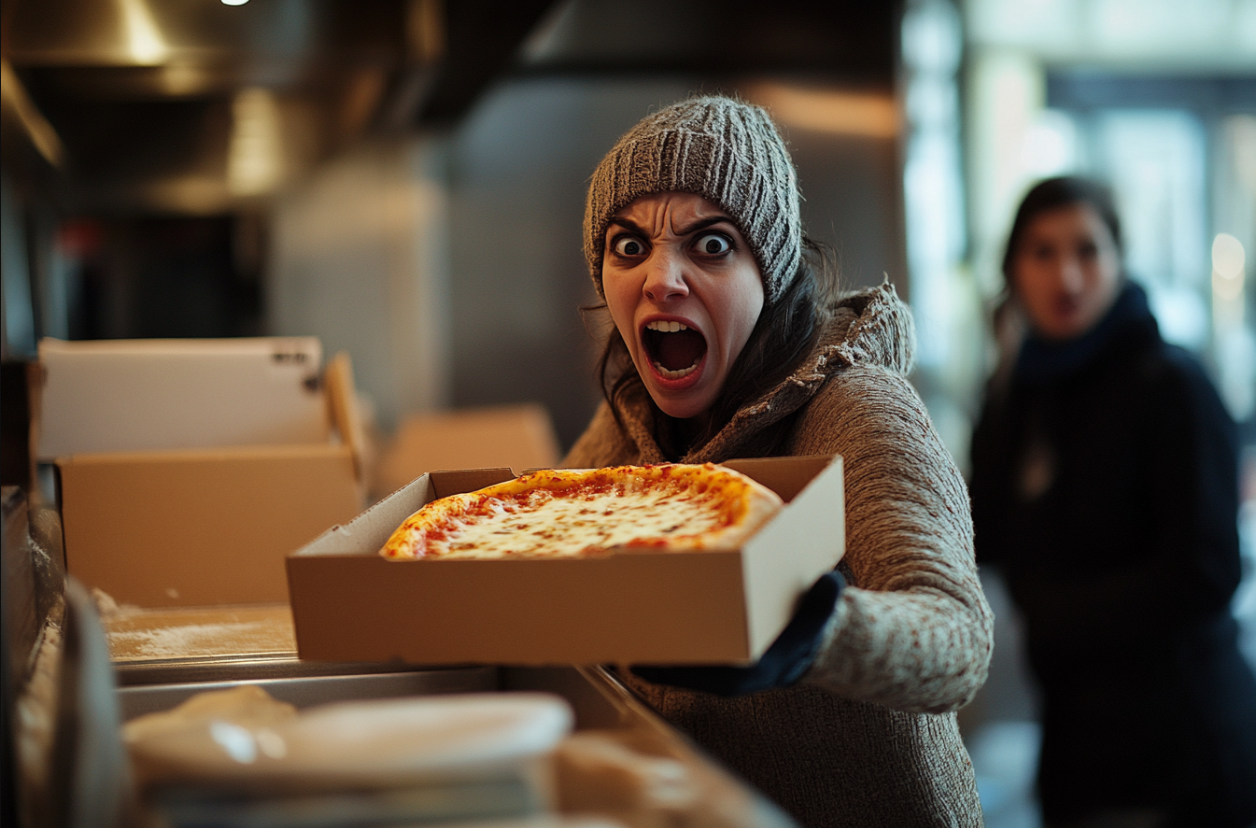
[1002,176,1124,286]
[588,236,840,459]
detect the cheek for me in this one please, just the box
[1013,264,1049,304]
[602,272,638,345]
[720,283,764,356]
[1094,254,1122,294]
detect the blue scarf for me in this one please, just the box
[1015,281,1157,382]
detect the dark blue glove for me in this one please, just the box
[631,570,845,697]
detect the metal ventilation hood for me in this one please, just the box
[1,0,557,214]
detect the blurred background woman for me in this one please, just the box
[969,176,1256,828]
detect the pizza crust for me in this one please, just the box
[380,463,783,560]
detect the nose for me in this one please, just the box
[642,249,689,302]
[1057,257,1085,294]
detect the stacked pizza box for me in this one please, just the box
[36,337,366,608]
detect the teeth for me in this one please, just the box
[653,360,700,380]
[645,320,689,333]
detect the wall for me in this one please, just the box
[267,136,451,431]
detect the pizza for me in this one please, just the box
[379,463,783,560]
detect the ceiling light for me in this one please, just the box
[228,88,283,197]
[118,0,169,64]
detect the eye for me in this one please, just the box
[694,233,732,256]
[1026,243,1054,261]
[612,235,647,257]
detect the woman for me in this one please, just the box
[563,96,993,827]
[970,176,1256,828]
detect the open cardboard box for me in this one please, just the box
[44,340,368,608]
[286,455,844,666]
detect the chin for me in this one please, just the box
[645,386,713,420]
[652,397,706,420]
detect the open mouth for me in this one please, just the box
[642,320,707,380]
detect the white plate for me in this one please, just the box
[125,689,573,789]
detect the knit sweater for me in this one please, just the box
[562,283,994,828]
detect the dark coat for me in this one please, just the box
[970,282,1256,827]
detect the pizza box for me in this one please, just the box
[286,454,844,666]
[49,347,368,608]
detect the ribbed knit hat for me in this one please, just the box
[584,96,802,304]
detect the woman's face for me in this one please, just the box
[1011,202,1123,341]
[602,192,765,420]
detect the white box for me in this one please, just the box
[37,337,329,459]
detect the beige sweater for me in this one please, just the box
[562,283,993,827]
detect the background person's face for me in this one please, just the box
[1012,202,1123,341]
[602,192,765,420]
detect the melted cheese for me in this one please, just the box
[379,464,784,561]
[427,483,728,558]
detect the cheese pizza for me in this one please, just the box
[379,463,783,560]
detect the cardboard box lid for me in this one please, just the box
[37,337,329,459]
[287,455,844,665]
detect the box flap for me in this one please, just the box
[722,455,835,503]
[37,337,328,459]
[431,468,518,500]
[323,352,367,483]
[741,455,845,657]
[295,467,520,557]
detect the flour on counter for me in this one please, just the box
[107,621,290,660]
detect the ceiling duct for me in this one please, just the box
[1,0,556,214]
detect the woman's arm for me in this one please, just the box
[794,367,994,714]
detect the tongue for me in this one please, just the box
[656,330,706,371]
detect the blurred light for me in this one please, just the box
[1213,232,1247,303]
[1021,110,1077,177]
[0,60,64,167]
[1212,270,1244,302]
[748,85,899,138]
[209,721,257,764]
[118,0,169,64]
[968,0,1256,68]
[228,88,284,197]
[1213,233,1247,281]
[1232,116,1256,194]
[1149,284,1209,348]
[902,0,963,73]
[222,0,250,5]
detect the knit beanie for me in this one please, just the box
[584,96,802,304]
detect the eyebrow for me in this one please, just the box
[607,215,734,237]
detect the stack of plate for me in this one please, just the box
[123,687,575,828]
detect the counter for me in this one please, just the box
[103,603,797,828]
